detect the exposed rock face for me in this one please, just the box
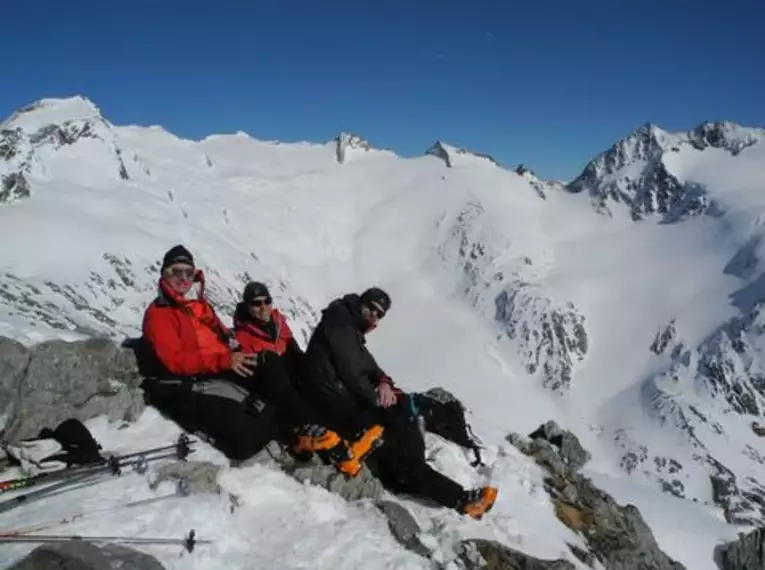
[566,121,764,221]
[715,526,765,570]
[458,539,576,570]
[507,421,685,570]
[631,304,765,525]
[334,132,372,164]
[149,460,223,496]
[494,289,588,392]
[375,500,431,558]
[0,336,145,442]
[425,141,501,168]
[4,540,166,570]
[0,337,29,426]
[286,453,385,502]
[434,201,588,393]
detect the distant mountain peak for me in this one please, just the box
[688,120,765,155]
[334,132,372,164]
[425,141,500,168]
[567,119,764,221]
[1,95,104,133]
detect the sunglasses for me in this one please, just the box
[365,303,386,319]
[168,267,194,280]
[250,297,273,308]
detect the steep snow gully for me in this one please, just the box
[0,96,765,569]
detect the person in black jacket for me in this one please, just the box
[300,287,498,519]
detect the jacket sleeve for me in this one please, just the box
[319,322,379,407]
[367,353,393,388]
[143,307,232,376]
[285,337,304,359]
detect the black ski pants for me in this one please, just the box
[142,377,277,462]
[240,351,322,433]
[320,398,467,509]
[143,353,327,460]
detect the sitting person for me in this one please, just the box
[232,281,355,462]
[141,245,275,461]
[299,286,498,519]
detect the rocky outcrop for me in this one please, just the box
[715,527,765,570]
[566,121,763,222]
[0,337,145,442]
[494,289,588,392]
[426,141,501,168]
[508,421,685,570]
[5,541,166,570]
[334,132,372,164]
[434,201,588,393]
[459,539,576,570]
[0,337,29,426]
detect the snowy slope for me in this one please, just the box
[0,96,764,568]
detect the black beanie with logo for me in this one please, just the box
[243,281,271,304]
[360,287,391,314]
[161,245,194,271]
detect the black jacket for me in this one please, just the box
[301,294,390,416]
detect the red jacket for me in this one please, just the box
[233,305,294,356]
[142,271,233,376]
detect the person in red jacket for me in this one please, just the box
[142,245,256,379]
[233,282,382,474]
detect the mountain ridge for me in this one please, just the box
[2,93,765,569]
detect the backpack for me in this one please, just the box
[412,388,484,467]
[4,418,103,475]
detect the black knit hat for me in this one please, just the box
[243,281,271,304]
[360,287,391,315]
[161,245,194,270]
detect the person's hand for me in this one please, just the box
[231,352,258,377]
[377,382,397,408]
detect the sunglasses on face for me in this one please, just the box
[168,267,194,280]
[250,297,273,308]
[365,304,386,319]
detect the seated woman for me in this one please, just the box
[233,282,378,468]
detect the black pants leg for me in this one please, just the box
[368,404,466,509]
[245,353,322,431]
[143,379,277,461]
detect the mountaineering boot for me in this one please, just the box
[333,424,385,478]
[294,425,344,454]
[459,486,498,520]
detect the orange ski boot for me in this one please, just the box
[294,425,344,454]
[460,486,499,520]
[334,424,385,478]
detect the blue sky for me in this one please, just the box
[3,0,763,181]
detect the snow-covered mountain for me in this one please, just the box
[1,95,765,569]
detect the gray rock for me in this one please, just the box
[527,438,568,477]
[149,460,222,495]
[0,338,29,426]
[572,476,686,570]
[509,420,684,570]
[504,433,530,455]
[375,500,431,558]
[286,456,384,502]
[458,539,576,569]
[715,527,765,570]
[1,337,145,442]
[528,420,591,473]
[4,540,166,570]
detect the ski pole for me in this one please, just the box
[0,449,189,515]
[0,528,210,553]
[1,477,191,536]
[0,434,195,495]
[0,472,103,515]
